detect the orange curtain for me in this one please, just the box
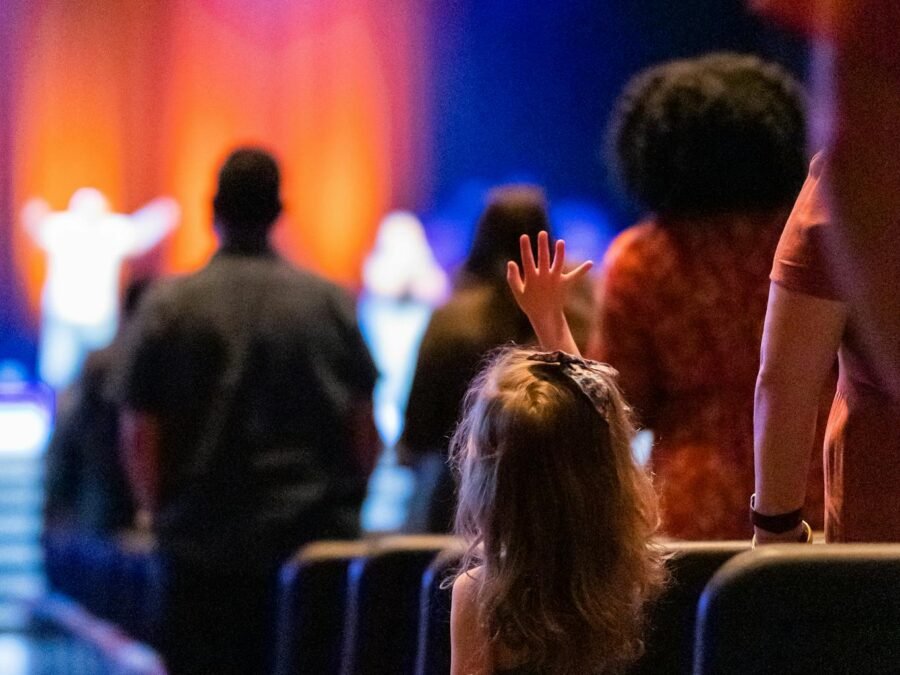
[12,0,428,318]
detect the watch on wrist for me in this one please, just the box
[749,493,803,533]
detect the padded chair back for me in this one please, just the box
[273,540,373,675]
[628,540,748,674]
[340,535,461,675]
[694,544,900,675]
[414,543,466,675]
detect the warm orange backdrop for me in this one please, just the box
[11,0,429,317]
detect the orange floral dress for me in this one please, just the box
[591,215,828,539]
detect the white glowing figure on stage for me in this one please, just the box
[359,211,449,530]
[361,211,449,442]
[22,188,179,389]
[362,211,449,305]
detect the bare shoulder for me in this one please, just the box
[452,566,482,602]
[451,566,491,675]
[451,567,483,626]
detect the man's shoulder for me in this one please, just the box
[160,256,348,302]
[276,262,350,298]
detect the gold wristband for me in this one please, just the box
[751,520,812,548]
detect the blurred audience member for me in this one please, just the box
[400,186,594,532]
[594,53,825,539]
[751,3,900,543]
[753,164,900,544]
[43,279,150,537]
[748,6,900,393]
[114,148,378,675]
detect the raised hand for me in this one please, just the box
[506,231,592,354]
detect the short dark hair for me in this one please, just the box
[607,53,808,218]
[213,147,282,235]
[462,185,552,283]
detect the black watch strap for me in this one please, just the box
[750,494,803,534]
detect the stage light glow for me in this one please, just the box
[0,403,51,455]
[0,375,53,455]
[11,0,426,312]
[23,188,179,389]
[363,211,448,304]
[360,210,447,447]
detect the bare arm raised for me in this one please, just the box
[506,231,593,355]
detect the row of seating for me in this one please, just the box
[275,535,462,675]
[43,531,900,674]
[278,539,900,675]
[273,537,750,675]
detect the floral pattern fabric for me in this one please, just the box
[591,215,828,539]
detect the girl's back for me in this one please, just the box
[450,347,666,674]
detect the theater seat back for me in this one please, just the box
[628,540,748,674]
[340,535,460,675]
[694,544,900,675]
[414,544,466,675]
[273,540,372,675]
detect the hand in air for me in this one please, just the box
[506,231,593,321]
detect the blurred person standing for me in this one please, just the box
[114,148,378,674]
[750,0,900,544]
[754,155,900,544]
[750,4,900,395]
[400,186,595,532]
[43,279,151,538]
[593,54,827,539]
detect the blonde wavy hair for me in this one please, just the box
[450,347,667,674]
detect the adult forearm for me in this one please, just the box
[752,284,846,540]
[753,373,820,515]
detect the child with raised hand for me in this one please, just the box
[450,232,666,675]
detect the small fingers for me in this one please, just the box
[519,234,536,275]
[562,260,594,282]
[506,260,525,296]
[537,231,551,271]
[550,239,566,275]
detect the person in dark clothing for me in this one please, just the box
[399,185,595,532]
[43,279,150,536]
[115,148,379,675]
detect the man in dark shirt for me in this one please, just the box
[116,148,379,674]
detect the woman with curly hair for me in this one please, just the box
[593,53,827,539]
[450,233,666,675]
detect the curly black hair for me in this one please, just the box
[607,53,808,218]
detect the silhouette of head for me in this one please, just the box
[213,147,283,245]
[608,52,807,218]
[462,185,552,285]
